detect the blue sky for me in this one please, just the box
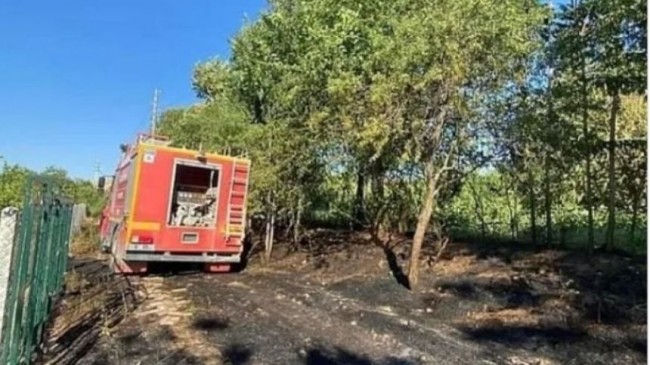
[0,0,266,179]
[0,0,569,180]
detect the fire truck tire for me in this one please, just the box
[203,264,231,273]
[232,234,253,272]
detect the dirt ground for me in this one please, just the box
[58,230,645,365]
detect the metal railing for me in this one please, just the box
[0,176,74,365]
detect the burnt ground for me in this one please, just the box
[64,230,645,365]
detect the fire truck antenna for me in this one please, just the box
[150,89,160,135]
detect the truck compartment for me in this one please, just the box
[168,160,220,227]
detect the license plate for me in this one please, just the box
[128,244,154,251]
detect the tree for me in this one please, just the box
[585,0,646,250]
[0,163,105,216]
[193,59,235,102]
[377,1,548,287]
[615,94,647,246]
[552,0,597,249]
[0,163,30,208]
[156,0,646,276]
[227,0,546,283]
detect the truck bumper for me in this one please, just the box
[124,253,241,263]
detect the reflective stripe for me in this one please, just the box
[125,146,144,244]
[130,221,161,231]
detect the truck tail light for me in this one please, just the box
[131,235,154,244]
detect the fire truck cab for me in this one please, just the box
[99,133,250,274]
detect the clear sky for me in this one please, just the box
[0,0,569,180]
[0,0,266,179]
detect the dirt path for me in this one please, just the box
[111,270,563,365]
[136,277,223,364]
[77,271,543,365]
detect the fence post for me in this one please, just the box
[69,204,86,242]
[0,207,19,343]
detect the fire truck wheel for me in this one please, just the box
[203,264,231,273]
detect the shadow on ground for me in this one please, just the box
[268,230,646,364]
[421,240,647,364]
[222,344,254,365]
[302,346,418,365]
[70,229,646,365]
[192,316,230,332]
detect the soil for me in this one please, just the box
[55,229,645,365]
[38,258,139,365]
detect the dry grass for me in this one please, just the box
[138,278,223,365]
[505,355,559,365]
[431,255,480,276]
[70,221,100,257]
[459,308,541,327]
[64,269,88,293]
[55,270,110,336]
[474,267,515,281]
[42,260,139,365]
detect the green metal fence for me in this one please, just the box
[1,176,73,365]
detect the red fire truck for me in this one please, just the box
[98,133,251,274]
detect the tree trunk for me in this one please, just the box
[407,164,438,289]
[510,175,520,240]
[544,71,554,247]
[544,154,552,246]
[528,169,537,245]
[268,210,275,260]
[372,168,385,200]
[284,209,294,239]
[605,90,620,251]
[506,184,516,241]
[264,193,275,262]
[581,51,595,252]
[265,127,275,260]
[264,214,272,262]
[513,205,519,240]
[371,171,386,235]
[629,190,640,244]
[294,194,303,244]
[353,169,365,229]
[470,181,486,241]
[398,208,408,234]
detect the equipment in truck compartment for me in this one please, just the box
[99,134,251,274]
[168,161,219,227]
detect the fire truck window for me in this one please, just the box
[169,164,219,227]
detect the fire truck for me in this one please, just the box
[98,133,251,274]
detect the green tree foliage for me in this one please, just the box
[485,0,647,254]
[157,102,249,151]
[192,59,235,102]
[229,0,547,283]
[0,163,30,208]
[155,0,645,279]
[0,163,105,216]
